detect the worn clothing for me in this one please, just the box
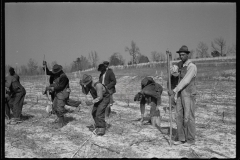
[170,59,197,142]
[175,94,196,142]
[140,95,160,118]
[88,82,110,128]
[135,77,162,120]
[99,68,116,94]
[47,71,79,117]
[92,95,110,128]
[170,60,197,93]
[44,67,81,108]
[6,74,26,119]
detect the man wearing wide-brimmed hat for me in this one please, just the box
[168,45,197,146]
[43,63,81,129]
[80,74,110,136]
[98,61,116,118]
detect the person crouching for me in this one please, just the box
[134,76,162,127]
[80,74,110,136]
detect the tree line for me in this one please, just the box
[6,36,235,76]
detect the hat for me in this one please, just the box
[52,64,63,74]
[97,63,106,71]
[176,45,190,54]
[80,74,92,86]
[103,61,109,66]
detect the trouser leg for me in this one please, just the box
[175,95,185,142]
[95,96,110,128]
[65,98,81,107]
[183,96,196,142]
[105,94,113,117]
[5,99,11,119]
[92,104,98,125]
[10,93,25,119]
[149,99,161,127]
[53,97,67,118]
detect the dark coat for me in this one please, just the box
[99,68,116,94]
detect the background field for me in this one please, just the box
[5,58,236,158]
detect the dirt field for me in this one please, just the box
[5,66,236,158]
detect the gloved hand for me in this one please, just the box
[168,90,175,96]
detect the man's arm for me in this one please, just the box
[92,83,103,103]
[173,64,197,93]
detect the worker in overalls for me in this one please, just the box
[80,74,110,136]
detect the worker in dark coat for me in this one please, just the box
[43,61,81,113]
[43,64,81,129]
[80,74,110,136]
[98,61,116,118]
[5,67,26,125]
[134,77,162,127]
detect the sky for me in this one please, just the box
[5,2,236,68]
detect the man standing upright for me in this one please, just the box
[168,45,197,146]
[98,61,116,118]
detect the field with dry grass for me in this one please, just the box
[4,59,236,158]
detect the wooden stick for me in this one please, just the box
[71,133,93,158]
[43,55,51,103]
[166,50,173,147]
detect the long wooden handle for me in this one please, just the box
[166,50,172,147]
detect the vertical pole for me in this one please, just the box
[166,50,172,147]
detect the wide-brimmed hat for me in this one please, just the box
[176,45,190,54]
[80,74,92,86]
[103,61,109,66]
[52,64,63,74]
[97,63,106,71]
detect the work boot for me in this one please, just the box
[95,128,105,136]
[8,118,22,125]
[53,116,66,129]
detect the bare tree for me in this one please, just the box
[109,52,124,66]
[196,42,209,58]
[211,37,226,57]
[151,51,161,62]
[125,40,141,64]
[137,54,149,63]
[88,51,99,68]
[188,49,195,59]
[20,65,28,75]
[159,52,166,61]
[225,44,236,56]
[27,58,38,75]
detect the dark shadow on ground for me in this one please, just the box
[157,126,177,136]
[20,114,34,121]
[64,116,76,124]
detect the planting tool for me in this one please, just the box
[166,49,173,147]
[43,55,52,113]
